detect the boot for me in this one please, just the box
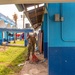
[26,57,29,61]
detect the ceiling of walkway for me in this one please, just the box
[16,4,45,29]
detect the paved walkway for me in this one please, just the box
[19,53,48,75]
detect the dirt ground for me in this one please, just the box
[19,53,48,75]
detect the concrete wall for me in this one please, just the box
[47,3,75,75]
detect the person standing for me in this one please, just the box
[26,33,36,61]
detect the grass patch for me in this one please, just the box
[0,46,27,75]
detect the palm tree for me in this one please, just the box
[13,13,18,43]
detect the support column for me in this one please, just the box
[24,32,28,46]
[41,13,48,59]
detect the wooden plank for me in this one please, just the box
[29,11,44,18]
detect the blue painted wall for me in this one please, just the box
[47,3,75,75]
[62,3,75,41]
[48,3,75,47]
[42,13,48,58]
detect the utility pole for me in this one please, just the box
[23,12,25,28]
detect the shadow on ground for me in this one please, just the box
[0,46,27,75]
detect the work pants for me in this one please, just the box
[27,43,35,59]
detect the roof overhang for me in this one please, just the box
[16,4,45,30]
[0,0,75,4]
